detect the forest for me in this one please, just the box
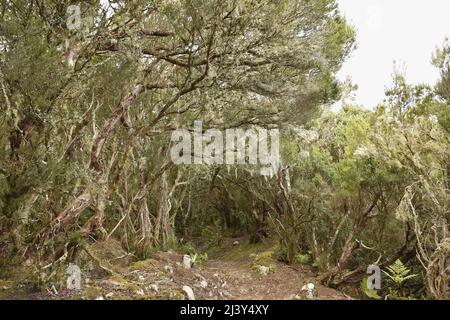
[0,0,449,301]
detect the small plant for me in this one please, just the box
[179,242,208,266]
[360,277,382,300]
[180,242,197,256]
[294,253,311,265]
[384,259,417,285]
[383,259,417,299]
[312,254,328,271]
[273,245,288,263]
[190,252,208,266]
[201,225,223,247]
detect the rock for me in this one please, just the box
[105,292,114,299]
[135,289,145,296]
[194,274,208,288]
[50,284,58,295]
[256,265,271,275]
[149,284,159,292]
[301,283,318,299]
[24,258,33,267]
[183,255,192,269]
[182,285,196,300]
[164,265,174,274]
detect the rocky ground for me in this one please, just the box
[0,238,354,300]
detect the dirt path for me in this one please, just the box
[206,259,350,300]
[0,239,353,300]
[201,239,352,300]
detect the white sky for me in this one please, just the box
[336,0,450,108]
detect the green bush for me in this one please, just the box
[295,253,311,265]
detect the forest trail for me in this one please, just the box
[206,259,350,300]
[203,239,351,300]
[0,239,352,300]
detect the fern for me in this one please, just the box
[383,259,417,285]
[383,259,417,299]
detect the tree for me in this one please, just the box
[433,39,450,102]
[0,0,354,268]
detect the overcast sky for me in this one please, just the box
[336,0,450,108]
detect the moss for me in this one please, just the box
[213,242,265,261]
[118,283,141,292]
[107,274,128,285]
[82,286,104,299]
[253,250,275,266]
[0,279,15,289]
[145,288,185,300]
[0,279,17,299]
[109,288,185,300]
[129,259,158,271]
[250,249,277,272]
[104,274,143,292]
[79,239,129,273]
[3,265,33,283]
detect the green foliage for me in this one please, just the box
[180,242,209,266]
[0,0,448,300]
[312,254,329,271]
[294,253,311,265]
[382,259,418,300]
[200,225,224,248]
[360,277,382,300]
[383,259,417,285]
[432,39,450,102]
[273,245,289,263]
[252,250,276,266]
[190,252,209,266]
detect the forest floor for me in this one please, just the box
[0,238,354,300]
[205,238,352,300]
